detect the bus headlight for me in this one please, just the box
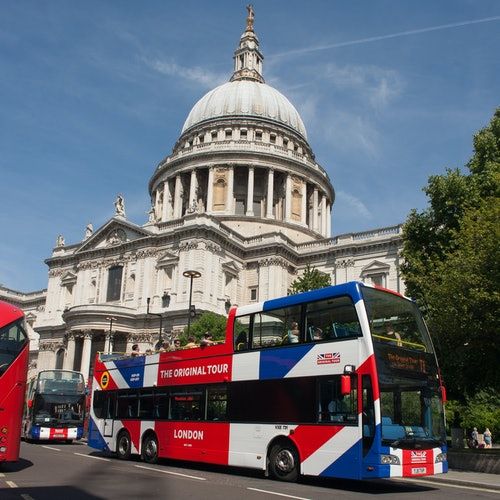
[381,454,400,465]
[435,452,447,463]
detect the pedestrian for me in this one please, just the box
[484,428,493,449]
[471,427,479,448]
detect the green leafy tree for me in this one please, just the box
[179,311,227,345]
[289,264,331,294]
[401,109,500,398]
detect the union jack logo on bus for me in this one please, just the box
[410,451,427,463]
[317,352,340,365]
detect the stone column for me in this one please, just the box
[285,173,292,222]
[301,180,307,225]
[246,166,255,216]
[189,169,197,209]
[313,187,319,232]
[321,194,327,236]
[266,169,274,218]
[326,202,332,237]
[227,165,234,214]
[207,167,214,213]
[104,332,114,355]
[80,331,92,383]
[63,332,75,371]
[161,181,169,222]
[154,189,161,221]
[174,175,182,218]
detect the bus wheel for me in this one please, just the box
[142,434,158,464]
[116,431,132,460]
[269,443,299,482]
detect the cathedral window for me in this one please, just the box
[283,138,289,148]
[291,189,302,221]
[225,129,232,139]
[255,130,262,141]
[240,129,247,139]
[198,134,204,143]
[106,265,123,302]
[250,287,258,302]
[213,178,227,211]
[270,134,276,144]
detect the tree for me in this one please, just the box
[179,311,227,345]
[401,108,500,398]
[289,264,331,294]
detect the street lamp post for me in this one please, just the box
[183,270,201,337]
[105,316,117,354]
[146,298,164,349]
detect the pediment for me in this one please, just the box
[157,250,179,268]
[60,271,77,286]
[76,218,152,253]
[361,260,390,274]
[222,260,240,276]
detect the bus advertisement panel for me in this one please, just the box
[88,281,447,482]
[0,300,29,463]
[23,370,86,442]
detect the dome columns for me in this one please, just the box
[152,165,332,237]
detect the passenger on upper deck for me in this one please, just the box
[286,321,300,344]
[200,332,215,347]
[385,323,402,347]
[184,336,198,349]
[130,344,142,357]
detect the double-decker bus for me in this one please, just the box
[0,300,29,463]
[88,282,447,481]
[23,370,86,443]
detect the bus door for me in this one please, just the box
[103,393,116,437]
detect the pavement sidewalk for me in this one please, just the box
[410,470,500,491]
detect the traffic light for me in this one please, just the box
[189,305,196,318]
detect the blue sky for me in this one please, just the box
[1,1,499,292]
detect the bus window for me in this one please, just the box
[139,390,154,419]
[234,315,251,351]
[207,386,227,421]
[117,391,138,419]
[169,388,204,420]
[154,390,169,419]
[305,296,361,343]
[318,376,358,424]
[252,305,302,348]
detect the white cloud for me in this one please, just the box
[145,58,226,89]
[336,190,372,219]
[323,62,404,108]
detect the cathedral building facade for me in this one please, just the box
[1,11,403,383]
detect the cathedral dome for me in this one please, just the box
[181,80,307,139]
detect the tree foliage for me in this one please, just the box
[401,108,500,398]
[179,311,227,344]
[289,264,331,294]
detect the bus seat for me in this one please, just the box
[383,425,406,440]
[382,416,392,425]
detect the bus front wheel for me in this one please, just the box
[142,434,158,464]
[116,431,132,460]
[269,443,299,482]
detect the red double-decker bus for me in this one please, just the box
[0,300,29,464]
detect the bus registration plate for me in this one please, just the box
[412,467,426,475]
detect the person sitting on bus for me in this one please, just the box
[130,344,142,357]
[173,338,181,350]
[184,336,198,349]
[384,323,402,347]
[200,332,215,347]
[235,330,248,350]
[286,321,300,344]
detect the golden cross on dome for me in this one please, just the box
[246,4,254,31]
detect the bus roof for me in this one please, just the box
[0,300,24,326]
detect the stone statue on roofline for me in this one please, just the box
[56,235,65,247]
[114,194,125,217]
[84,222,93,240]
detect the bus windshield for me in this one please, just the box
[362,287,445,447]
[0,318,28,376]
[33,393,85,426]
[36,370,85,395]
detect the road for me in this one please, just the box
[0,441,498,499]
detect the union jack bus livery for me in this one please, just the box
[23,370,86,443]
[88,282,448,481]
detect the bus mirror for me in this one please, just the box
[441,385,447,403]
[27,399,33,408]
[340,375,351,396]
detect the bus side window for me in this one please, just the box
[362,375,375,454]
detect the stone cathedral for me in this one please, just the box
[0,9,403,383]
